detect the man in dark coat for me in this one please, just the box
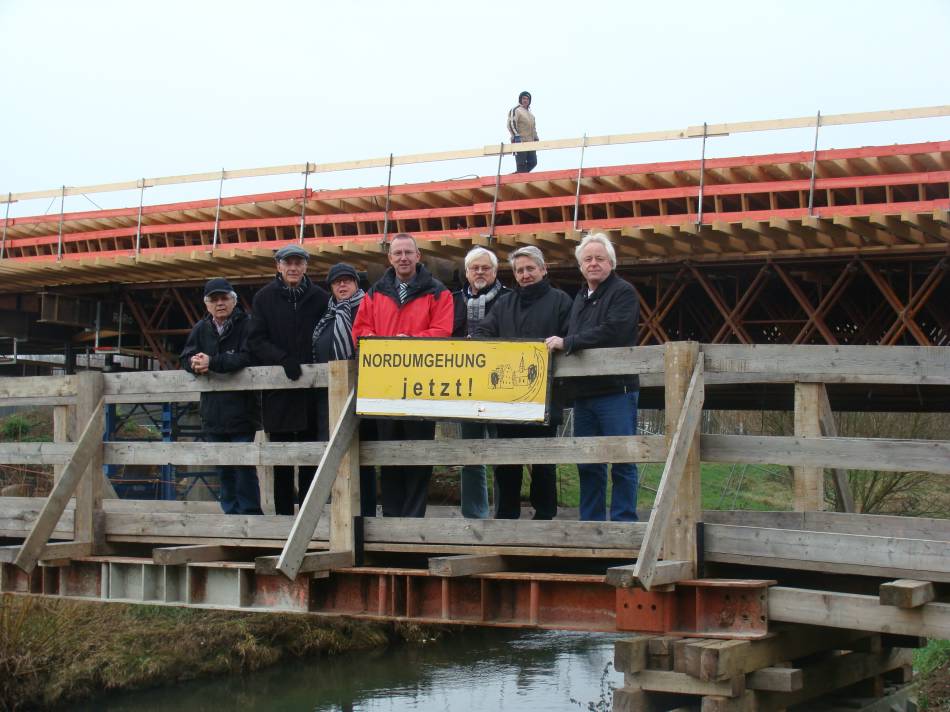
[546,232,640,521]
[452,246,509,518]
[474,245,571,520]
[248,244,329,515]
[181,277,262,515]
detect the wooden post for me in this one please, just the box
[255,429,275,515]
[815,384,855,513]
[52,404,74,484]
[329,359,359,553]
[74,371,105,543]
[793,382,825,511]
[661,341,702,566]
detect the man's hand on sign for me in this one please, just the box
[190,353,210,374]
[544,336,564,351]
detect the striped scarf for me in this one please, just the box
[312,289,365,361]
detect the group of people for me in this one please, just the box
[181,230,640,523]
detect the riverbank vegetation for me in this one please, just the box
[0,593,429,711]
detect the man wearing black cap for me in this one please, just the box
[248,244,330,515]
[181,278,262,515]
[507,90,539,173]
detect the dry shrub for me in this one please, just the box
[1,596,395,710]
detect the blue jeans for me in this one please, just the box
[573,391,639,522]
[458,420,493,519]
[205,432,263,515]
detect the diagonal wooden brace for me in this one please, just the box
[632,357,704,590]
[14,397,104,573]
[274,389,358,579]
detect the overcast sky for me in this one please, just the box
[1,0,948,218]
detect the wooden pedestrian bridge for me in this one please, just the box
[1,342,948,710]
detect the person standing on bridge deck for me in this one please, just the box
[474,245,571,520]
[351,233,454,517]
[248,244,329,516]
[546,232,640,522]
[507,90,539,173]
[452,246,510,519]
[181,278,262,515]
[312,262,377,518]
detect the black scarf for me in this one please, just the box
[278,273,312,302]
[312,289,365,361]
[516,278,551,306]
[464,280,503,327]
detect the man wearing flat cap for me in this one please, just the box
[181,278,262,514]
[248,245,329,515]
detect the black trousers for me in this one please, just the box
[269,427,320,515]
[375,419,434,518]
[493,422,558,520]
[316,390,378,518]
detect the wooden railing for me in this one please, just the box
[1,343,949,591]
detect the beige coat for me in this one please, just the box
[507,105,538,141]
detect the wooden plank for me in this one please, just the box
[99,435,665,467]
[256,550,352,576]
[74,372,104,543]
[429,554,507,577]
[769,586,950,638]
[553,345,665,377]
[102,363,328,397]
[152,544,260,565]
[360,434,667,466]
[700,434,950,475]
[703,344,950,385]
[275,390,358,579]
[364,517,645,549]
[623,670,744,697]
[607,560,693,588]
[745,667,803,692]
[753,649,912,712]
[0,374,76,400]
[633,346,703,590]
[702,509,950,542]
[793,383,825,511]
[879,579,936,608]
[614,636,652,674]
[705,525,950,581]
[13,395,104,573]
[52,404,72,483]
[328,361,359,553]
[816,383,855,512]
[11,105,948,202]
[688,626,867,682]
[0,442,74,464]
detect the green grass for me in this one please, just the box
[916,639,950,710]
[542,462,793,511]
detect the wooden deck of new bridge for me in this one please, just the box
[1,341,948,710]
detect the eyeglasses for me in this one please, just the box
[467,265,494,273]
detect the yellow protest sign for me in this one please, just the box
[356,338,551,423]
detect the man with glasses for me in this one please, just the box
[452,247,509,518]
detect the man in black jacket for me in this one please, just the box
[181,278,262,514]
[474,245,571,520]
[546,233,640,521]
[248,245,330,515]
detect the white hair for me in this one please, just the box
[575,232,617,268]
[509,245,546,270]
[464,246,498,270]
[204,290,238,304]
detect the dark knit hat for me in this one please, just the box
[274,244,310,261]
[203,277,234,297]
[327,263,359,285]
[518,91,532,104]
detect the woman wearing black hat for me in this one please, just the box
[311,263,377,517]
[506,90,539,173]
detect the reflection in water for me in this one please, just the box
[69,629,623,711]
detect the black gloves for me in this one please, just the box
[282,357,302,381]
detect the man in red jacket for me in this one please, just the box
[352,233,454,516]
